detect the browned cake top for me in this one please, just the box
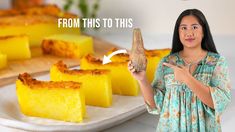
[0,15,58,26]
[150,48,171,52]
[18,73,81,89]
[0,34,27,41]
[145,48,172,57]
[0,4,76,18]
[108,48,129,58]
[0,4,77,26]
[145,49,162,57]
[55,61,110,75]
[108,47,170,58]
[0,4,60,16]
[85,54,103,64]
[84,54,128,66]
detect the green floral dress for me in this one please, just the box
[146,52,231,132]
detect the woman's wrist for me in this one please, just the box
[184,74,195,87]
[138,76,149,86]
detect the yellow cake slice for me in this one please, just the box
[145,49,171,81]
[42,34,94,58]
[0,5,80,47]
[147,48,171,58]
[0,4,61,17]
[144,50,161,82]
[0,52,7,69]
[0,35,31,60]
[106,48,130,62]
[81,54,139,96]
[107,48,171,82]
[16,73,86,123]
[50,61,112,107]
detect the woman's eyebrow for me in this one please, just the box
[180,23,200,26]
[191,24,200,26]
[179,24,187,27]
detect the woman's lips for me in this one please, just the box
[185,38,195,42]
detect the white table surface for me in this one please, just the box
[0,31,234,132]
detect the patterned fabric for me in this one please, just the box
[146,52,231,132]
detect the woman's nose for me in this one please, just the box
[185,30,194,37]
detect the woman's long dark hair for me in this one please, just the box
[171,9,218,54]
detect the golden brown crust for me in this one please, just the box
[0,34,27,40]
[145,49,162,57]
[146,48,171,53]
[62,12,78,18]
[146,48,171,57]
[84,54,128,66]
[84,54,103,64]
[108,48,129,58]
[18,73,81,89]
[54,61,110,75]
[0,4,78,26]
[41,39,76,58]
[108,47,169,58]
[0,15,58,26]
[41,40,54,54]
[0,4,76,18]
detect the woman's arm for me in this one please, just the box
[138,76,156,109]
[128,61,156,109]
[185,75,214,109]
[163,62,214,109]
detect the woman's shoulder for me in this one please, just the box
[207,52,220,59]
[205,52,227,66]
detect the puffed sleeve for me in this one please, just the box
[146,58,166,115]
[206,56,231,122]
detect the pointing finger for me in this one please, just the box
[163,62,177,69]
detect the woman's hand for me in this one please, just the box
[128,61,147,82]
[163,62,191,84]
[163,62,215,109]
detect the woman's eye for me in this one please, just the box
[192,26,198,29]
[181,27,187,30]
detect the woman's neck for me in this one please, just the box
[180,47,205,58]
[179,47,207,63]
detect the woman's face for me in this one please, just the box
[179,15,204,49]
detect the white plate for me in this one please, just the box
[0,74,146,132]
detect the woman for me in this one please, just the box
[128,9,231,131]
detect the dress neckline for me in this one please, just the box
[176,51,209,75]
[176,51,209,65]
